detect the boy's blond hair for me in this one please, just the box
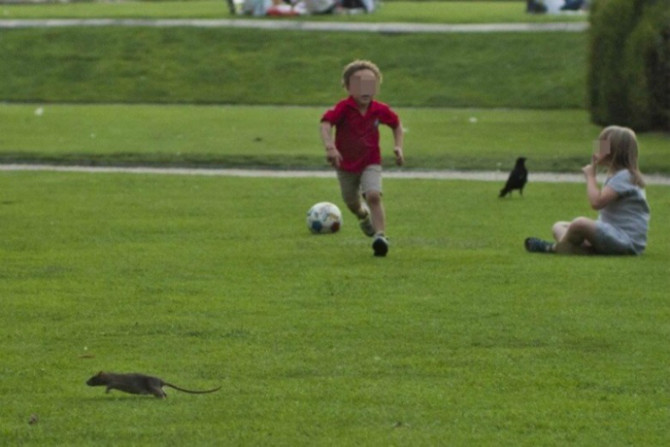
[600,125,645,188]
[341,60,383,88]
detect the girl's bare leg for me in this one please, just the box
[552,221,570,242]
[554,217,598,255]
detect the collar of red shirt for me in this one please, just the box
[344,95,377,112]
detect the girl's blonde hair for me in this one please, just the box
[341,60,382,88]
[600,125,645,188]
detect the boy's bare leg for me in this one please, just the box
[554,217,598,255]
[345,201,367,219]
[343,198,375,237]
[365,190,385,234]
[366,190,389,256]
[338,170,371,220]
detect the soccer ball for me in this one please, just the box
[306,202,342,234]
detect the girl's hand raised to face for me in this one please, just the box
[582,154,598,178]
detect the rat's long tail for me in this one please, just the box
[165,383,221,394]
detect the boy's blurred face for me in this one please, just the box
[347,69,378,108]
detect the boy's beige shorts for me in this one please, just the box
[336,164,382,203]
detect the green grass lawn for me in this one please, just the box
[0,27,587,108]
[1,171,669,445]
[1,1,668,445]
[2,104,669,174]
[0,1,588,23]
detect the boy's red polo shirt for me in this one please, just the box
[321,96,400,173]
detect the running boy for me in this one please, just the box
[525,125,650,255]
[320,60,404,257]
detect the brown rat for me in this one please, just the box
[86,371,221,398]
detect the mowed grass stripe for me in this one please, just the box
[0,27,587,108]
[3,105,670,174]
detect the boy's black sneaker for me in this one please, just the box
[373,235,389,257]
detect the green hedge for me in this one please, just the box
[588,0,670,131]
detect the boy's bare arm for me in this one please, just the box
[320,121,342,168]
[393,122,405,166]
[320,122,336,150]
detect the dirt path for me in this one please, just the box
[2,164,669,185]
[0,18,588,33]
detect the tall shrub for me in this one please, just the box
[588,0,670,131]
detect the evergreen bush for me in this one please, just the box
[588,0,670,131]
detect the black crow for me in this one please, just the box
[499,157,528,197]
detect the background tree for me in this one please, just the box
[588,0,670,131]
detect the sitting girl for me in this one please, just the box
[525,125,650,255]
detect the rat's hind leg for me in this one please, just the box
[150,386,167,398]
